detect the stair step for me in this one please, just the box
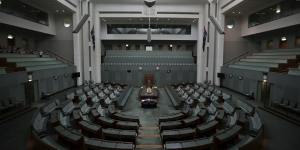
[138,134,161,138]
[136,144,163,149]
[139,129,160,134]
[140,126,159,130]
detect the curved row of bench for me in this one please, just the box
[31,82,141,150]
[159,82,264,150]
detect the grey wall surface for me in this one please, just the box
[102,67,196,87]
[221,67,300,104]
[0,24,41,50]
[0,72,27,101]
[0,66,75,103]
[241,13,300,37]
[37,14,74,63]
[268,72,300,104]
[221,67,264,100]
[258,25,300,50]
[223,16,260,64]
[102,40,197,54]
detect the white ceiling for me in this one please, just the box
[101,17,198,24]
[19,0,73,14]
[224,0,283,16]
[96,0,207,5]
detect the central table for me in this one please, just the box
[139,87,159,108]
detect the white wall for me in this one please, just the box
[259,26,300,50]
[0,24,41,50]
[96,3,201,41]
[37,14,74,63]
[96,3,201,13]
[0,12,56,35]
[100,21,198,41]
[223,16,259,63]
[241,13,300,37]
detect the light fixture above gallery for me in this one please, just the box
[7,34,14,39]
[226,18,236,29]
[281,36,287,42]
[64,17,72,28]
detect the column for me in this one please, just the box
[73,12,83,85]
[94,14,101,83]
[197,5,205,83]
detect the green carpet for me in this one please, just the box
[122,88,177,150]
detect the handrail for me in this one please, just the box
[223,51,252,66]
[43,50,74,66]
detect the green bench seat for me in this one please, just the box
[253,52,300,56]
[235,62,279,68]
[246,55,297,59]
[16,61,62,67]
[0,67,6,75]
[240,58,287,63]
[6,57,56,62]
[0,53,49,58]
[262,48,300,53]
[229,64,270,72]
[26,64,68,71]
[288,69,300,76]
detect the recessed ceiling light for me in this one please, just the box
[281,37,287,41]
[7,34,14,39]
[64,18,71,28]
[226,18,235,29]
[64,23,71,28]
[227,24,234,29]
[156,66,160,70]
[276,5,281,14]
[276,9,281,14]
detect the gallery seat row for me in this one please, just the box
[227,48,300,74]
[0,53,68,75]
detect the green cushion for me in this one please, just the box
[0,68,6,75]
[288,69,300,76]
[229,64,270,72]
[6,57,55,62]
[26,64,68,71]
[0,53,49,58]
[263,48,300,53]
[16,61,62,67]
[235,62,278,68]
[240,58,287,63]
[253,52,300,56]
[247,55,297,59]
